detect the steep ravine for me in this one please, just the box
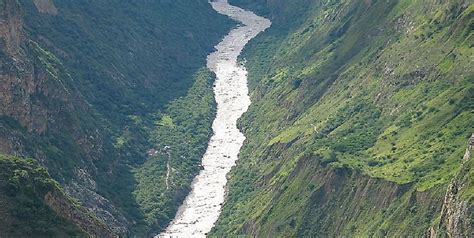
[158,0,270,237]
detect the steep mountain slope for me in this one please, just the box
[212,0,473,236]
[0,0,233,235]
[430,135,473,237]
[0,154,112,237]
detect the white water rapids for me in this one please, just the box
[158,1,270,237]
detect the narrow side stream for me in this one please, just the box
[158,1,270,237]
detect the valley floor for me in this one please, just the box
[159,1,270,236]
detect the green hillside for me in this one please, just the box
[212,0,473,236]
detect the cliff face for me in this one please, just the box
[0,0,23,56]
[43,190,114,238]
[0,0,122,235]
[213,0,473,236]
[236,155,444,237]
[0,0,233,235]
[430,135,474,237]
[0,0,47,133]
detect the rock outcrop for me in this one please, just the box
[0,0,23,55]
[0,0,48,134]
[44,191,115,238]
[429,135,474,237]
[32,0,58,15]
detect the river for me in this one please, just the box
[158,0,270,237]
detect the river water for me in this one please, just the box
[158,1,270,237]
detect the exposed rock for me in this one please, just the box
[32,0,58,16]
[0,0,49,133]
[429,134,474,238]
[296,159,442,237]
[463,135,473,162]
[0,0,23,55]
[44,191,116,238]
[65,181,129,235]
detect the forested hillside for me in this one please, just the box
[0,0,233,236]
[213,0,473,236]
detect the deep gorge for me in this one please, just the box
[0,0,472,237]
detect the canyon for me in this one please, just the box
[0,0,472,237]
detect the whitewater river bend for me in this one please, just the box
[158,1,270,237]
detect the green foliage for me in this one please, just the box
[30,41,61,79]
[20,0,233,125]
[0,154,86,237]
[133,68,217,233]
[1,0,234,235]
[213,0,473,236]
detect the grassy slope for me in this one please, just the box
[213,0,473,236]
[1,0,234,235]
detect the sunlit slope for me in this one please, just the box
[213,0,473,236]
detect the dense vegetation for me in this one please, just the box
[212,0,473,236]
[134,68,218,232]
[1,0,233,235]
[21,0,229,126]
[0,154,85,237]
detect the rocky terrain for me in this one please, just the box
[430,135,473,237]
